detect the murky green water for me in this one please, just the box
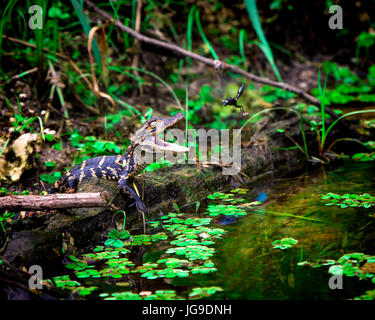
[52,160,375,300]
[171,160,375,299]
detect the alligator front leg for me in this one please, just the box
[118,174,148,214]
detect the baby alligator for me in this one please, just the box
[12,113,189,219]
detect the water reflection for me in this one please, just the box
[190,161,375,299]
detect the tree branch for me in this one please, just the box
[0,192,111,211]
[83,0,336,117]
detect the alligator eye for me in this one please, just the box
[149,121,158,127]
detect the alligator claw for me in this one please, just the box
[135,200,148,215]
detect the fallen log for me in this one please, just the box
[0,192,111,211]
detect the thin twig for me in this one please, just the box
[2,35,98,115]
[88,24,116,112]
[0,67,38,86]
[83,0,330,114]
[131,0,143,88]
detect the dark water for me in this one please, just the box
[171,161,375,299]
[43,160,375,300]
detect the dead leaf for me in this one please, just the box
[0,133,38,182]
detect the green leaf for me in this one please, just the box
[119,230,130,240]
[112,239,124,248]
[108,229,119,239]
[104,239,115,246]
[328,265,343,276]
[48,7,62,18]
[44,161,56,167]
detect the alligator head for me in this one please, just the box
[131,112,189,153]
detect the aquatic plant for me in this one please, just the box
[352,153,375,162]
[206,204,247,217]
[298,253,375,299]
[189,286,223,299]
[43,204,227,299]
[101,286,223,300]
[104,228,130,248]
[272,237,298,250]
[355,289,375,300]
[321,193,375,209]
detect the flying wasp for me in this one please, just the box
[222,84,248,117]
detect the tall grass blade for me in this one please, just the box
[0,138,10,158]
[323,109,375,149]
[0,0,18,71]
[185,82,189,156]
[186,5,196,74]
[195,9,218,60]
[318,69,329,151]
[71,0,102,70]
[239,29,247,68]
[299,111,309,159]
[244,0,282,81]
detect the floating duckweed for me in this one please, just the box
[104,290,181,300]
[224,198,247,204]
[183,217,211,226]
[354,289,375,300]
[128,233,168,246]
[190,266,217,274]
[157,258,190,268]
[65,261,88,271]
[197,226,226,238]
[207,191,247,204]
[141,268,190,279]
[104,238,124,248]
[298,260,336,268]
[164,223,189,232]
[272,237,298,250]
[207,192,234,200]
[168,217,185,224]
[148,220,161,228]
[352,153,375,162]
[189,287,223,299]
[147,290,179,300]
[230,188,248,194]
[106,257,133,267]
[50,198,228,298]
[76,269,101,279]
[104,287,221,300]
[105,291,143,300]
[167,245,216,260]
[170,237,201,247]
[151,232,168,241]
[160,212,184,220]
[73,286,98,296]
[298,253,375,287]
[46,275,80,289]
[206,204,247,216]
[321,193,375,209]
[134,262,158,273]
[166,225,226,241]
